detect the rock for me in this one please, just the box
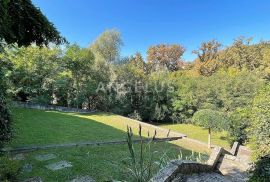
[46,161,72,171]
[149,162,179,182]
[34,153,56,161]
[22,163,32,173]
[13,153,25,160]
[207,147,224,167]
[70,175,96,182]
[185,172,230,182]
[171,174,186,182]
[23,177,43,182]
[230,142,239,156]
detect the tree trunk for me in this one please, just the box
[208,128,211,148]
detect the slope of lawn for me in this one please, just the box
[161,124,230,149]
[11,108,178,146]
[11,108,129,146]
[10,108,207,181]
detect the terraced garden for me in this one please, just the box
[10,108,206,181]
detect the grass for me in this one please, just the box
[11,109,128,146]
[17,143,190,181]
[10,108,206,181]
[11,108,174,146]
[161,123,231,149]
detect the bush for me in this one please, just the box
[0,68,12,148]
[249,155,270,182]
[228,108,250,145]
[248,85,270,181]
[128,110,142,121]
[192,109,228,131]
[192,109,229,148]
[250,85,270,159]
[0,156,20,181]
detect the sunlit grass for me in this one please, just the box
[11,108,205,181]
[161,124,230,149]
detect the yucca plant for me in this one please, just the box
[125,124,169,182]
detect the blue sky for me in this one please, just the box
[33,0,270,61]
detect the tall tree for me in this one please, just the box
[222,37,264,70]
[147,44,185,71]
[192,40,222,76]
[9,46,62,103]
[130,52,145,72]
[63,44,94,108]
[0,0,65,147]
[90,29,123,63]
[0,0,66,46]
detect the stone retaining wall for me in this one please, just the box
[13,101,96,113]
[216,143,252,181]
[2,137,183,154]
[149,160,213,182]
[150,142,253,182]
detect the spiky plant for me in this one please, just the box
[125,124,160,182]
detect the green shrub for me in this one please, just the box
[128,110,142,121]
[248,85,270,181]
[249,155,270,182]
[0,68,12,148]
[192,109,228,130]
[250,85,270,159]
[228,108,250,145]
[192,109,229,148]
[0,156,20,181]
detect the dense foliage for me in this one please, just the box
[192,109,228,148]
[1,26,270,167]
[249,155,270,182]
[0,155,20,181]
[0,0,65,46]
[0,0,64,147]
[250,85,270,159]
[0,59,11,148]
[192,109,228,130]
[2,0,269,180]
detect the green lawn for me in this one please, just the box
[161,124,230,149]
[17,143,190,181]
[11,108,177,146]
[10,108,206,181]
[11,109,128,146]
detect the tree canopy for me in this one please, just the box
[147,44,185,71]
[0,0,66,46]
[0,0,65,147]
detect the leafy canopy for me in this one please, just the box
[0,0,66,46]
[250,84,270,159]
[192,109,228,131]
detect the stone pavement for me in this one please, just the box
[14,152,96,181]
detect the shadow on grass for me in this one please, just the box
[11,108,209,155]
[11,108,208,157]
[11,108,209,181]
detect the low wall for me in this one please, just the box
[150,142,253,182]
[13,101,96,113]
[214,142,252,181]
[149,160,213,182]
